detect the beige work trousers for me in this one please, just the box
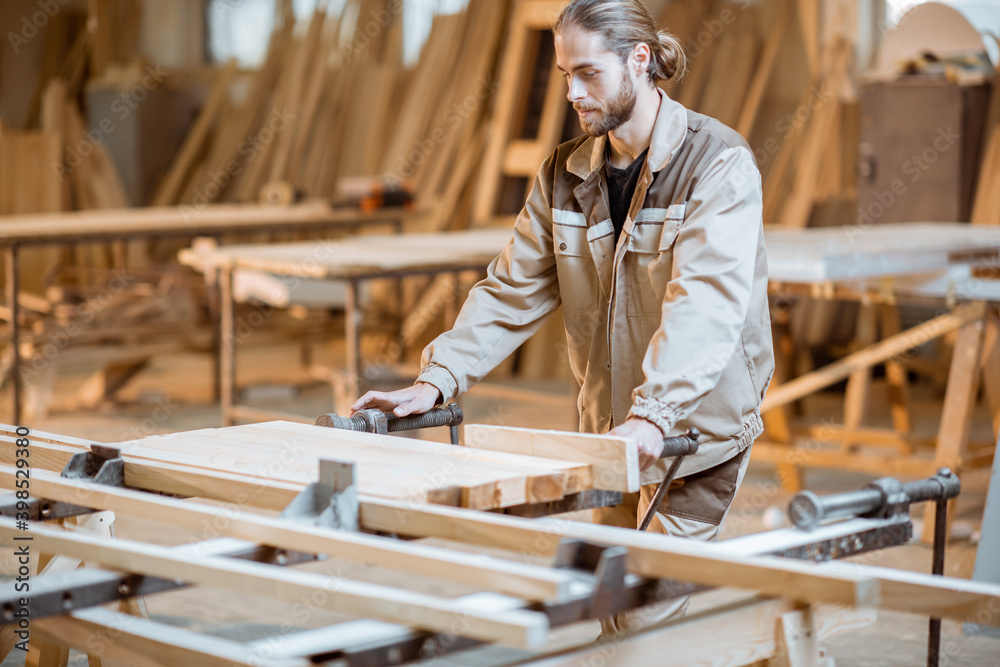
[593,446,752,636]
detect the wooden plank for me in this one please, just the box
[7,435,1000,626]
[880,303,913,437]
[982,308,1000,441]
[923,313,987,543]
[361,500,1000,627]
[840,303,877,450]
[0,519,549,649]
[751,442,943,478]
[762,303,985,412]
[152,59,238,206]
[33,608,310,667]
[0,202,409,244]
[1,467,576,601]
[463,424,640,493]
[123,426,562,508]
[514,595,870,666]
[736,0,791,137]
[233,421,591,494]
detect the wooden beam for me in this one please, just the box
[0,519,549,649]
[361,499,1000,627]
[33,608,309,667]
[152,59,238,206]
[513,595,869,666]
[762,303,985,412]
[0,466,575,602]
[751,442,943,478]
[463,424,639,493]
[4,437,1000,626]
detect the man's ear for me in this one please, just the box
[630,42,652,77]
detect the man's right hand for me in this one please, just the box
[350,382,442,418]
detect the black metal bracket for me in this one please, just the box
[1,445,130,522]
[497,489,623,518]
[280,459,359,531]
[62,445,125,486]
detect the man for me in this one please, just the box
[353,0,773,632]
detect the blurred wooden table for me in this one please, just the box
[179,228,512,425]
[0,202,413,423]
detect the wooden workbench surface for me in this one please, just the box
[764,222,1000,283]
[113,420,593,510]
[0,201,414,245]
[178,228,514,278]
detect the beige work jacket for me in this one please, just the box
[418,90,774,476]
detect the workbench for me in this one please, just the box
[178,228,513,425]
[759,222,1000,542]
[0,201,414,424]
[1,421,998,666]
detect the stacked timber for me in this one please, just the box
[972,41,1000,226]
[153,0,511,238]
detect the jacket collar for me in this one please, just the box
[565,88,687,180]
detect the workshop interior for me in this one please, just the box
[0,0,999,665]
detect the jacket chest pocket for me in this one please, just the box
[626,206,684,317]
[553,221,601,312]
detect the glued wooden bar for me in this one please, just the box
[4,438,999,626]
[515,594,875,666]
[34,608,310,667]
[0,466,575,601]
[0,519,549,648]
[463,424,639,493]
[362,500,1000,627]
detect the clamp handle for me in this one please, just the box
[636,428,701,533]
[659,428,701,459]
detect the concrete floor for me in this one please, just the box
[3,341,999,666]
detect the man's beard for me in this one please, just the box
[575,73,637,137]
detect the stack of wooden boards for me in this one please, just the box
[20,420,643,510]
[3,422,1000,665]
[972,44,1000,226]
[153,0,511,236]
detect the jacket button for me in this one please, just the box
[559,242,567,251]
[606,362,611,369]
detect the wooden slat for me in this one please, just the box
[0,519,550,649]
[120,421,577,508]
[6,434,1000,627]
[761,303,985,412]
[362,499,1000,627]
[0,202,409,245]
[463,424,639,493]
[152,59,238,206]
[515,595,873,666]
[34,608,309,667]
[1,467,576,601]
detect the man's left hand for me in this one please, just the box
[609,418,664,471]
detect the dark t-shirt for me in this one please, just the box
[605,143,649,242]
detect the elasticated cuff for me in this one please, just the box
[416,365,458,404]
[627,395,679,437]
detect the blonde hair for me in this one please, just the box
[554,0,686,84]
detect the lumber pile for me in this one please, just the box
[972,38,1000,226]
[152,0,511,237]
